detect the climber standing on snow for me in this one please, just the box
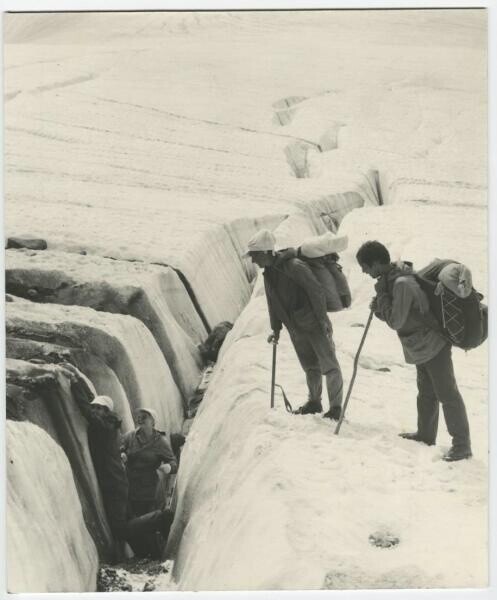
[355,240,472,462]
[245,229,343,419]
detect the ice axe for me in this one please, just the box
[270,338,278,409]
[335,309,374,435]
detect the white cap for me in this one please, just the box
[137,407,158,424]
[244,229,276,257]
[90,395,114,412]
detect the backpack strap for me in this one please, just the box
[413,274,451,343]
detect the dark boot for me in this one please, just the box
[293,400,322,415]
[398,432,435,446]
[323,406,341,421]
[442,447,472,462]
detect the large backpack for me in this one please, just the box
[415,259,487,350]
[279,232,352,312]
[296,250,352,312]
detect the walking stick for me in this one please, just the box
[335,309,374,435]
[270,339,278,409]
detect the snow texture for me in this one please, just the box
[7,420,99,592]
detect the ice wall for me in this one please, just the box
[7,336,134,433]
[7,420,99,592]
[6,298,184,433]
[5,249,206,398]
[6,359,115,559]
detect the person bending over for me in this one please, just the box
[356,241,471,462]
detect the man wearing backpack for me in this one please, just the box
[356,240,472,462]
[245,229,343,420]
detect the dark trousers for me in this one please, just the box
[102,488,129,541]
[130,499,156,518]
[126,498,164,558]
[103,491,172,559]
[125,508,174,559]
[289,322,343,409]
[416,344,471,450]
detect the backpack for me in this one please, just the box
[278,232,352,312]
[296,249,352,312]
[414,259,487,350]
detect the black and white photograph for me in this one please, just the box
[2,2,491,595]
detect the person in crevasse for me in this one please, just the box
[121,407,178,517]
[355,241,472,462]
[60,363,174,559]
[245,229,343,420]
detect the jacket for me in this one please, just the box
[122,428,178,502]
[374,262,447,365]
[72,378,128,497]
[263,251,328,333]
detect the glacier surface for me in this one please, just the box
[4,8,487,593]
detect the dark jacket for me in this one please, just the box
[72,378,128,497]
[374,262,447,365]
[122,429,178,503]
[263,251,328,333]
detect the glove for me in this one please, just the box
[369,297,378,311]
[267,330,280,344]
[120,452,127,465]
[157,463,172,476]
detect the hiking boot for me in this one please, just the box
[293,400,322,415]
[398,432,435,446]
[442,447,472,462]
[322,406,341,421]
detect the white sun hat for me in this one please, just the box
[243,229,276,256]
[137,407,158,424]
[90,395,114,412]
